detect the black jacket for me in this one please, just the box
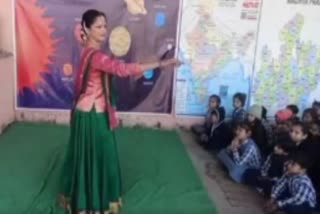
[205,122,232,151]
[250,119,268,156]
[266,154,289,179]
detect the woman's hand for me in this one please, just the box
[138,58,180,74]
[160,58,180,67]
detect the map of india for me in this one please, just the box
[251,0,320,115]
[176,0,262,115]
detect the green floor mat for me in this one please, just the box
[0,122,216,214]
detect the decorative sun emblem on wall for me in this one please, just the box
[16,0,58,91]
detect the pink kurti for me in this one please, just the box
[75,48,142,127]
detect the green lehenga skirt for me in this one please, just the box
[59,107,122,214]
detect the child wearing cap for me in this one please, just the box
[273,109,294,144]
[275,109,294,129]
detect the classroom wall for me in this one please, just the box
[0,0,202,130]
[0,0,15,133]
[0,0,207,130]
[14,109,201,129]
[0,0,14,52]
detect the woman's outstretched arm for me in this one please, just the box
[92,51,178,77]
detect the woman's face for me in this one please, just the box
[87,16,108,44]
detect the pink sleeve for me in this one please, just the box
[91,51,142,77]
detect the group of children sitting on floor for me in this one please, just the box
[192,93,320,214]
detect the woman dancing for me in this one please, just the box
[59,9,178,214]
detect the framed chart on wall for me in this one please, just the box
[15,0,180,113]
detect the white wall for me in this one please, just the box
[0,0,14,52]
[0,0,15,133]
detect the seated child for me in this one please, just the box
[281,121,318,167]
[247,105,269,156]
[312,100,320,123]
[302,108,319,132]
[230,92,247,130]
[273,109,294,143]
[289,121,316,159]
[192,94,224,136]
[200,107,231,151]
[286,104,300,122]
[308,123,320,209]
[217,122,262,183]
[266,153,316,214]
[244,141,294,196]
[294,121,320,206]
[261,106,273,146]
[309,122,320,142]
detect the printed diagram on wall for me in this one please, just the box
[15,0,179,113]
[175,0,262,115]
[251,0,320,116]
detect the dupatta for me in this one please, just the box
[71,48,118,130]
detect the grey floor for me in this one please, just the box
[178,129,266,214]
